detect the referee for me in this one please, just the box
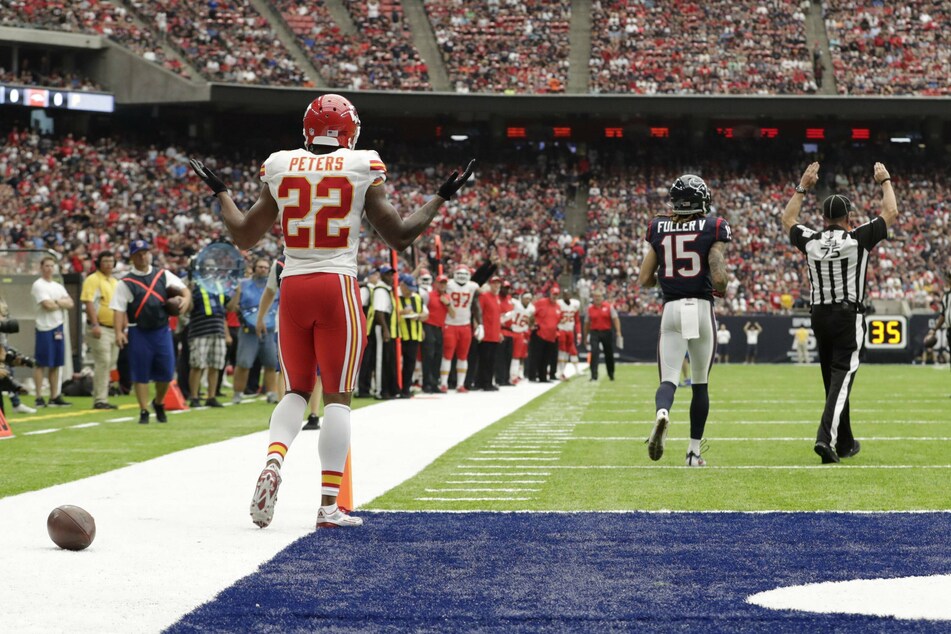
[781,162,899,464]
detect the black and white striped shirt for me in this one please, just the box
[790,216,888,306]
[942,290,951,328]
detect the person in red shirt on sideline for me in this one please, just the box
[496,281,515,386]
[583,286,623,382]
[529,285,563,383]
[421,273,452,393]
[477,276,503,391]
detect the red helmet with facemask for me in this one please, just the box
[302,94,361,150]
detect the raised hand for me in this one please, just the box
[189,159,228,194]
[799,162,820,190]
[437,159,476,200]
[874,162,891,184]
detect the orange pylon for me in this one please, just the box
[337,450,353,513]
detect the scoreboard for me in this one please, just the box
[865,315,907,350]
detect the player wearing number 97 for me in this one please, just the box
[637,174,731,467]
[189,94,475,530]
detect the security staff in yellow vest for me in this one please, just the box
[393,273,428,398]
[187,282,232,408]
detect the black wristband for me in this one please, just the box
[879,178,891,184]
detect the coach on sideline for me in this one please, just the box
[782,162,898,464]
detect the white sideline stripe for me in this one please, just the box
[68,423,101,430]
[462,464,951,470]
[425,488,541,492]
[363,508,951,515]
[446,480,546,484]
[566,436,951,442]
[452,472,551,476]
[23,428,60,435]
[576,420,951,425]
[1,381,559,633]
[466,457,559,462]
[478,449,561,455]
[105,416,134,423]
[415,497,531,501]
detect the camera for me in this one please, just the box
[0,319,19,334]
[4,347,37,368]
[0,374,28,395]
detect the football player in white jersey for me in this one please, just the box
[508,291,534,383]
[440,264,482,392]
[190,94,474,529]
[556,290,582,379]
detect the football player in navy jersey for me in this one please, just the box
[637,175,731,466]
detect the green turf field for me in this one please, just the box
[368,364,951,512]
[0,394,376,498]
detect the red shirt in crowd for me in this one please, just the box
[587,301,617,331]
[533,298,562,342]
[479,291,502,343]
[426,288,449,328]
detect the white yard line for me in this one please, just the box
[563,436,951,442]
[459,464,951,470]
[1,382,558,634]
[22,428,60,435]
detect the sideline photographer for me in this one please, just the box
[0,302,39,416]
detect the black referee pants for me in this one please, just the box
[811,305,865,454]
[589,330,615,380]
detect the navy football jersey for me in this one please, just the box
[645,214,732,302]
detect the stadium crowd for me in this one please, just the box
[425,0,571,94]
[589,0,817,94]
[274,0,430,91]
[1,127,948,319]
[0,0,190,78]
[0,67,101,91]
[123,0,307,85]
[825,0,951,96]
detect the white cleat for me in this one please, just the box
[249,466,282,528]
[685,451,706,467]
[647,409,670,461]
[14,403,37,414]
[316,506,364,529]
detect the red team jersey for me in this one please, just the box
[533,298,562,342]
[479,292,502,343]
[259,148,386,393]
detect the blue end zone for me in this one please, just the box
[168,513,951,633]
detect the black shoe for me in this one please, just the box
[608,376,615,381]
[497,382,512,387]
[482,385,499,392]
[35,397,47,408]
[49,396,72,407]
[188,398,202,408]
[139,409,150,425]
[837,440,861,459]
[153,399,168,423]
[93,401,119,410]
[205,398,224,408]
[814,441,839,464]
[302,414,321,430]
[589,377,598,382]
[354,392,372,399]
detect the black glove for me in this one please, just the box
[437,159,476,200]
[189,159,228,195]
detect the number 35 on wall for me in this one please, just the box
[865,316,906,349]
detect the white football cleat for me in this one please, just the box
[647,409,670,461]
[249,466,282,528]
[14,403,37,414]
[685,451,706,467]
[316,506,364,529]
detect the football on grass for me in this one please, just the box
[47,505,96,551]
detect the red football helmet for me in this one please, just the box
[302,94,361,150]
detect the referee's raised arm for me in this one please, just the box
[874,162,899,227]
[782,162,819,234]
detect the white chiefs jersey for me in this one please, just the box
[510,302,534,333]
[260,147,387,278]
[556,298,581,331]
[444,280,480,327]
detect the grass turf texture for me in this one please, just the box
[368,364,951,512]
[0,394,376,498]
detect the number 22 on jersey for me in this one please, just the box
[279,175,354,250]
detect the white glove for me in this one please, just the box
[616,335,624,350]
[474,324,485,342]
